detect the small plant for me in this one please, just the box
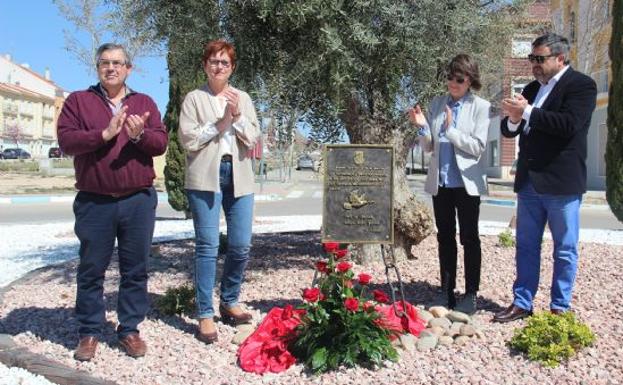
[155,284,196,317]
[509,311,595,367]
[498,229,515,248]
[290,242,398,373]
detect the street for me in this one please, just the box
[1,173,622,230]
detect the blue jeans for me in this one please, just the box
[187,161,254,319]
[512,180,582,312]
[73,187,157,338]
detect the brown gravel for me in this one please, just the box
[1,232,622,385]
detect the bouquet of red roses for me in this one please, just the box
[290,242,399,373]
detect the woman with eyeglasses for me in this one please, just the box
[407,53,490,314]
[179,40,260,343]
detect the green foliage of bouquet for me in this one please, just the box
[509,311,595,367]
[291,242,398,373]
[155,284,196,317]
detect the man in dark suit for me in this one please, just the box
[493,33,597,322]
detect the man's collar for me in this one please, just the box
[540,65,570,86]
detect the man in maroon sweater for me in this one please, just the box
[58,43,168,361]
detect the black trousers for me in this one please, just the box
[432,186,481,294]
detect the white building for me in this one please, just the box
[0,54,67,158]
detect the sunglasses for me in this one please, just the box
[527,54,558,64]
[446,74,466,84]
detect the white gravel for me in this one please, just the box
[0,362,56,385]
[1,216,623,385]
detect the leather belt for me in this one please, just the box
[109,188,145,198]
[221,154,233,162]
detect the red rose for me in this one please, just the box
[372,289,390,304]
[344,298,359,312]
[334,249,349,259]
[336,261,352,273]
[302,287,321,302]
[363,301,375,312]
[358,273,372,285]
[316,261,328,273]
[323,242,340,253]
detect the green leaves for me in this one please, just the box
[292,246,397,373]
[509,311,595,367]
[155,284,196,317]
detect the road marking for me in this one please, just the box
[50,196,74,203]
[286,190,304,199]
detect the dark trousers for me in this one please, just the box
[432,186,481,294]
[73,187,157,338]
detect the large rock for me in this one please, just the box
[438,336,454,346]
[459,324,476,337]
[399,334,417,352]
[446,310,471,323]
[429,306,449,318]
[416,334,438,351]
[428,317,451,330]
[418,309,435,324]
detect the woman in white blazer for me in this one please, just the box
[407,54,490,314]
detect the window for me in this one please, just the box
[512,39,532,58]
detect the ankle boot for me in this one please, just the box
[455,292,477,315]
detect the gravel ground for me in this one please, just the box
[1,232,622,385]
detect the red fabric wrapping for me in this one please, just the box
[237,305,305,374]
[375,301,426,338]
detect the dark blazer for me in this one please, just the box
[501,67,597,195]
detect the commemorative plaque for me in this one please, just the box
[322,145,394,244]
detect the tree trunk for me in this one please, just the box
[343,104,434,263]
[606,0,623,223]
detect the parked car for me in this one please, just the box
[48,147,63,158]
[296,155,316,171]
[1,148,31,159]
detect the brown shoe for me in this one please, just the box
[492,304,533,323]
[119,333,147,358]
[219,304,253,326]
[196,318,218,344]
[550,308,567,315]
[74,336,98,361]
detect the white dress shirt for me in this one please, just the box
[507,65,570,134]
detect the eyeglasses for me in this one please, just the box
[527,54,558,64]
[207,59,231,68]
[97,59,127,68]
[446,74,466,84]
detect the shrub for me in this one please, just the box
[509,311,595,367]
[0,160,39,172]
[155,284,196,317]
[498,229,515,248]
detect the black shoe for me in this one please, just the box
[432,287,456,309]
[492,304,532,323]
[455,292,477,315]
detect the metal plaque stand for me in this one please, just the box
[380,244,407,318]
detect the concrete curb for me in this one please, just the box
[0,191,284,205]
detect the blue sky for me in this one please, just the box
[0,1,169,113]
